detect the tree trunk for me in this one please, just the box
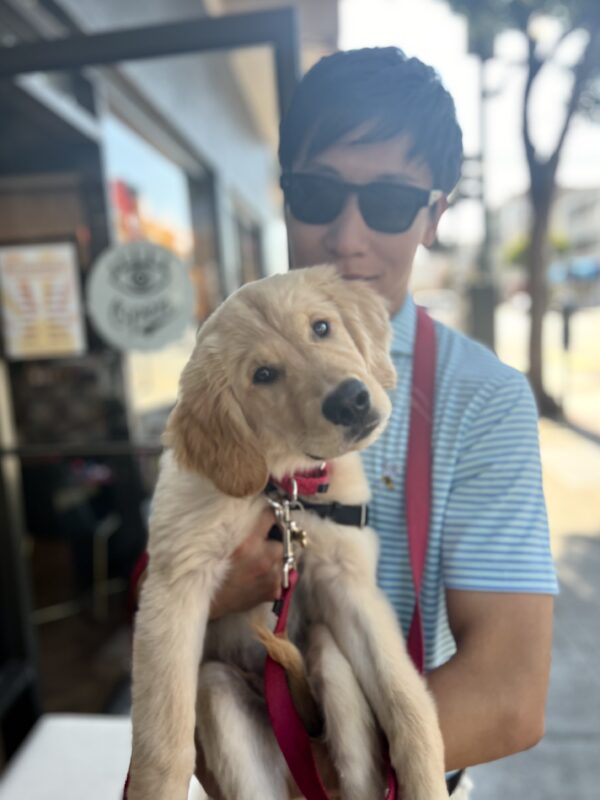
[527,170,561,417]
[520,25,598,417]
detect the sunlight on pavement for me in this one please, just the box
[496,303,600,436]
[538,420,600,560]
[495,302,600,562]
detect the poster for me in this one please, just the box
[0,242,87,360]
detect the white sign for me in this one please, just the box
[0,241,87,360]
[86,241,194,351]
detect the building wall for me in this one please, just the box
[494,187,600,262]
[560,190,600,258]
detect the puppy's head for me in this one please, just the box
[166,266,396,497]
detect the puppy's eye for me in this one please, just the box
[253,366,280,385]
[312,320,330,338]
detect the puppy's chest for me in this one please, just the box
[288,513,378,620]
[294,510,377,569]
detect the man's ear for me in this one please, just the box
[423,195,448,249]
[164,346,268,498]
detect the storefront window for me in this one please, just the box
[236,212,264,285]
[103,115,194,255]
[101,113,216,440]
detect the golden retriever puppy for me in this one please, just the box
[127,265,447,800]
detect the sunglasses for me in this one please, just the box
[280,172,443,234]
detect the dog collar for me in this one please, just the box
[268,462,330,497]
[266,463,369,529]
[297,499,369,528]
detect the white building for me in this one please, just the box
[493,187,600,263]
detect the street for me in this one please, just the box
[470,302,600,799]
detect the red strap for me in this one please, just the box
[128,549,149,617]
[264,570,333,800]
[264,306,436,799]
[406,307,436,675]
[265,573,397,800]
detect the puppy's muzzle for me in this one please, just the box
[322,379,372,430]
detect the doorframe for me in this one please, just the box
[0,7,300,119]
[0,5,300,760]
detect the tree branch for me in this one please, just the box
[522,34,543,169]
[549,26,600,173]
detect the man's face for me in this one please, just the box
[286,134,447,316]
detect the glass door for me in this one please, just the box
[0,5,300,757]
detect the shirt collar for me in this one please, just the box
[390,294,416,357]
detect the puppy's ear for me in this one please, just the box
[330,280,396,390]
[164,347,268,497]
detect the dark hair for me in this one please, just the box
[279,47,463,194]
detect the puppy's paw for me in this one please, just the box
[389,728,447,800]
[403,775,449,800]
[127,767,192,800]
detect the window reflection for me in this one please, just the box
[101,113,218,441]
[103,114,195,257]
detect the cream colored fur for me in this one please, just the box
[127,266,447,800]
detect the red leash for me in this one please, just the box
[406,306,436,675]
[265,574,398,799]
[264,306,436,799]
[264,570,332,800]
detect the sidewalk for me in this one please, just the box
[470,419,600,799]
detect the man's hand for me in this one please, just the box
[133,508,281,617]
[209,507,282,619]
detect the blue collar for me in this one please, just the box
[390,295,416,357]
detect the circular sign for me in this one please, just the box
[86,241,194,351]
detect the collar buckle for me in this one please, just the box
[266,484,307,589]
[360,503,368,528]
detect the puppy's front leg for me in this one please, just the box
[312,577,448,800]
[128,567,215,800]
[196,662,288,800]
[305,624,385,800]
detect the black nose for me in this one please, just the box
[322,379,371,427]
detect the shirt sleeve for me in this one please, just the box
[442,370,559,594]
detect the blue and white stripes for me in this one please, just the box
[362,296,558,670]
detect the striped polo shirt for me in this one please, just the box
[362,295,559,671]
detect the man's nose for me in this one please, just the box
[323,193,368,259]
[322,379,371,427]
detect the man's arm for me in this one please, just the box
[426,589,553,772]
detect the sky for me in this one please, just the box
[339,0,600,245]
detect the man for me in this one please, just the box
[206,47,558,796]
